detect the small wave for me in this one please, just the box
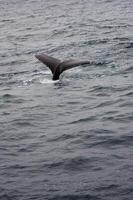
[102,113,133,123]
[120,91,133,97]
[49,194,100,200]
[82,39,109,46]
[0,71,29,83]
[70,116,96,125]
[1,94,25,104]
[95,184,118,192]
[45,156,95,172]
[47,134,76,142]
[0,60,26,67]
[119,101,133,108]
[94,100,115,108]
[125,42,133,49]
[63,156,93,171]
[87,137,124,149]
[120,66,133,73]
[124,66,133,72]
[113,37,130,41]
[89,85,110,93]
[0,193,16,200]
[2,94,16,99]
[12,119,36,127]
[1,19,15,24]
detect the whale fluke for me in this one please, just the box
[35,53,91,80]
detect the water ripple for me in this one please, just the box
[0,0,133,199]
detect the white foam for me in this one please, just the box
[32,70,51,75]
[41,70,51,75]
[21,79,33,86]
[40,79,59,84]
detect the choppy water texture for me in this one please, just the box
[0,0,133,199]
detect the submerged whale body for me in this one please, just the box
[35,53,91,80]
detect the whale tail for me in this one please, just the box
[35,53,91,80]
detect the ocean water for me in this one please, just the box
[0,0,133,199]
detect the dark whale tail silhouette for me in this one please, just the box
[35,53,91,80]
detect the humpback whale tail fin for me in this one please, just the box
[35,53,91,80]
[35,54,61,75]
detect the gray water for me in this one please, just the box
[0,0,133,199]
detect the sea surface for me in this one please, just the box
[0,0,133,199]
